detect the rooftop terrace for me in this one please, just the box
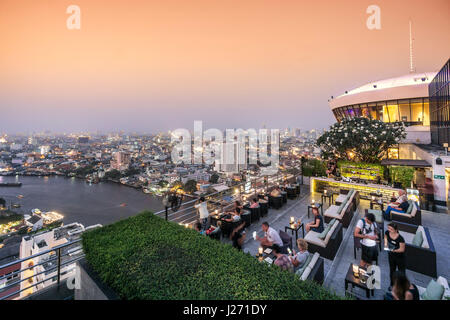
[229,184,450,299]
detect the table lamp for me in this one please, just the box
[352,264,360,278]
[258,247,263,257]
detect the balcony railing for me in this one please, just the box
[0,238,83,300]
[154,170,301,225]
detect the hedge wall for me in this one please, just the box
[82,211,342,300]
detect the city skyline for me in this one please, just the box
[1,0,449,133]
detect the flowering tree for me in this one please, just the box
[317,118,406,163]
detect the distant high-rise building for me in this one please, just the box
[78,136,89,144]
[110,151,131,171]
[40,145,51,155]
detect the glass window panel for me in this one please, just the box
[398,99,411,122]
[386,100,399,122]
[423,100,430,126]
[411,98,424,124]
[368,106,377,119]
[354,105,362,117]
[377,102,386,122]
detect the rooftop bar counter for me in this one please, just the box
[310,177,402,204]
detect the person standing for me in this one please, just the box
[354,213,379,268]
[384,223,406,286]
[194,196,209,231]
[424,178,437,212]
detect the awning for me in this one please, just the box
[381,159,431,167]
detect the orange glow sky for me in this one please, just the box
[1,0,449,133]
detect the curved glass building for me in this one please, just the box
[329,72,437,144]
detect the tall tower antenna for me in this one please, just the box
[409,20,416,73]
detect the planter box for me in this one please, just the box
[75,258,120,300]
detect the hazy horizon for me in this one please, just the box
[1,0,449,134]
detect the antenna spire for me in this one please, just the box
[409,20,416,73]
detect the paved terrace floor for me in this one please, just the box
[221,186,450,299]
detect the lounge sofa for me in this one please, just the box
[396,221,437,278]
[304,219,343,260]
[416,277,450,300]
[324,189,357,228]
[295,252,325,284]
[335,189,360,211]
[391,200,422,225]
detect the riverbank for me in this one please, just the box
[0,176,164,226]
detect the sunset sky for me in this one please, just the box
[1,0,449,133]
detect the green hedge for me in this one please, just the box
[82,211,342,300]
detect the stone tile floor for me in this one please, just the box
[222,185,450,299]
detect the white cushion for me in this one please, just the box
[324,220,338,244]
[417,226,429,249]
[324,205,340,218]
[308,252,320,268]
[399,231,414,245]
[340,202,351,218]
[411,204,417,217]
[400,227,429,249]
[304,231,326,248]
[335,194,346,203]
[301,266,312,281]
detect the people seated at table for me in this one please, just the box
[384,222,406,286]
[234,200,243,211]
[230,220,246,250]
[223,207,242,222]
[270,187,281,197]
[384,271,420,300]
[194,221,203,233]
[194,196,209,230]
[354,212,379,268]
[250,198,260,208]
[255,221,283,247]
[272,244,294,273]
[289,239,310,270]
[305,207,324,233]
[383,191,410,221]
[388,190,407,206]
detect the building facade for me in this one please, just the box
[429,58,450,146]
[330,72,436,144]
[329,68,450,208]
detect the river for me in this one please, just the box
[0,176,164,226]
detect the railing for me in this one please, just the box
[0,238,84,300]
[154,170,302,224]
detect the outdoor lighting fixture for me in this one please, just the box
[258,247,263,256]
[352,264,359,278]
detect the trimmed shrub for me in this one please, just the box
[82,211,342,300]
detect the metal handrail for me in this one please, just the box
[0,238,84,300]
[0,238,82,270]
[154,172,299,222]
